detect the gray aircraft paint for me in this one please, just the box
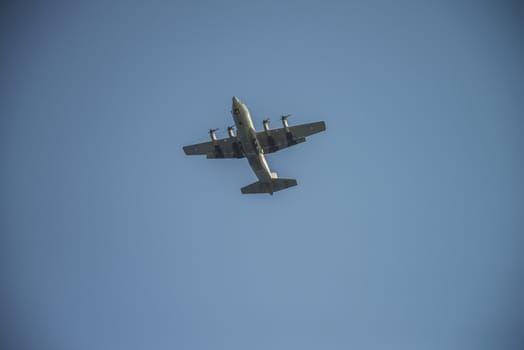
[183,97,326,194]
[232,96,274,183]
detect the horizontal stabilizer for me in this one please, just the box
[241,178,297,195]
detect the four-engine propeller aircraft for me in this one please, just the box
[183,97,326,194]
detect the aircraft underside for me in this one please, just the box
[183,96,326,194]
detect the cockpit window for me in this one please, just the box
[234,108,240,115]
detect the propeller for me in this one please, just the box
[227,125,236,137]
[262,118,271,132]
[280,114,291,129]
[208,128,219,141]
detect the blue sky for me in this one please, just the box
[1,1,523,349]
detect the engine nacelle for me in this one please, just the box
[227,126,236,138]
[263,119,271,135]
[281,115,291,131]
[209,128,218,142]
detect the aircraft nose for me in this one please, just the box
[232,96,241,107]
[232,96,242,116]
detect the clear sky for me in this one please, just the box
[1,1,523,349]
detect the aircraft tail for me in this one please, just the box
[241,178,297,195]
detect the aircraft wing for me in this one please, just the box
[183,137,244,159]
[257,121,326,154]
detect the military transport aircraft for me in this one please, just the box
[183,97,326,195]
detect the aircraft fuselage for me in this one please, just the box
[231,96,274,183]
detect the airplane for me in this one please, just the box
[183,96,326,195]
